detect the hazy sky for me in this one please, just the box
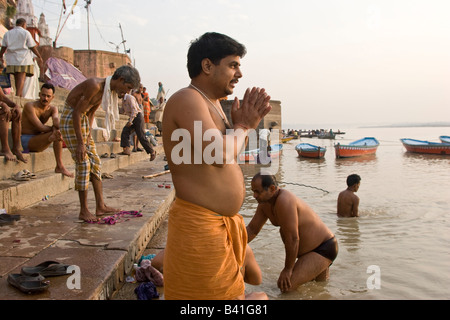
[32,0,450,128]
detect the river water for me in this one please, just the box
[239,126,450,300]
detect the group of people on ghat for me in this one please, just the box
[1,22,364,300]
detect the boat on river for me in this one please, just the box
[334,137,379,158]
[401,138,450,155]
[239,144,283,162]
[295,143,326,159]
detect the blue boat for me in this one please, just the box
[239,144,283,162]
[439,136,450,144]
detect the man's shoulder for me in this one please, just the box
[166,87,200,109]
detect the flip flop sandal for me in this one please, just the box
[21,260,71,277]
[7,273,49,294]
[0,213,20,221]
[0,214,15,226]
[12,171,30,181]
[150,151,157,161]
[23,169,36,179]
[101,173,114,179]
[110,153,117,158]
[100,153,109,158]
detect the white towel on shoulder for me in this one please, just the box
[101,76,119,140]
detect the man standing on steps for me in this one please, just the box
[21,83,74,177]
[60,65,141,222]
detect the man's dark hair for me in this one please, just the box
[187,32,247,79]
[16,18,26,26]
[253,173,278,190]
[346,174,361,187]
[41,83,55,94]
[112,65,141,89]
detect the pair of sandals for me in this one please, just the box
[7,261,71,294]
[100,153,117,159]
[12,169,36,181]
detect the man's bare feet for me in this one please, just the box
[96,204,120,217]
[55,166,74,178]
[79,209,100,222]
[1,150,18,162]
[12,149,27,163]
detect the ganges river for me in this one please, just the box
[240,126,450,300]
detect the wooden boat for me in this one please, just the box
[400,138,450,155]
[318,132,336,139]
[281,136,294,143]
[239,148,258,162]
[238,144,283,162]
[334,137,379,158]
[268,143,283,159]
[439,135,450,144]
[295,143,326,159]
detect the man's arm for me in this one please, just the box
[72,80,101,162]
[276,195,299,292]
[352,195,360,217]
[29,46,43,65]
[51,106,60,130]
[22,102,51,133]
[246,205,268,243]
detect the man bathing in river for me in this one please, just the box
[247,173,338,293]
[337,174,361,217]
[60,65,141,222]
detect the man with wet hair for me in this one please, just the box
[337,174,361,217]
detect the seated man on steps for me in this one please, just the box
[21,83,74,177]
[0,87,27,163]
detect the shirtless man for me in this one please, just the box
[247,173,338,293]
[162,32,271,300]
[60,65,140,222]
[337,174,361,217]
[21,83,73,177]
[0,87,27,162]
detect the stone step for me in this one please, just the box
[0,156,174,300]
[1,128,161,177]
[0,143,164,214]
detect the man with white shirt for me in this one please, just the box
[119,91,156,160]
[0,18,43,97]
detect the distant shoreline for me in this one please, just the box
[360,122,450,128]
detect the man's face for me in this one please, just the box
[115,79,134,98]
[251,177,276,203]
[39,88,54,106]
[210,55,242,97]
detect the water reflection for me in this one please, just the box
[334,154,378,167]
[336,217,361,252]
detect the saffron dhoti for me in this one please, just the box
[163,197,247,300]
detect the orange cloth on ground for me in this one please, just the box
[163,197,247,300]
